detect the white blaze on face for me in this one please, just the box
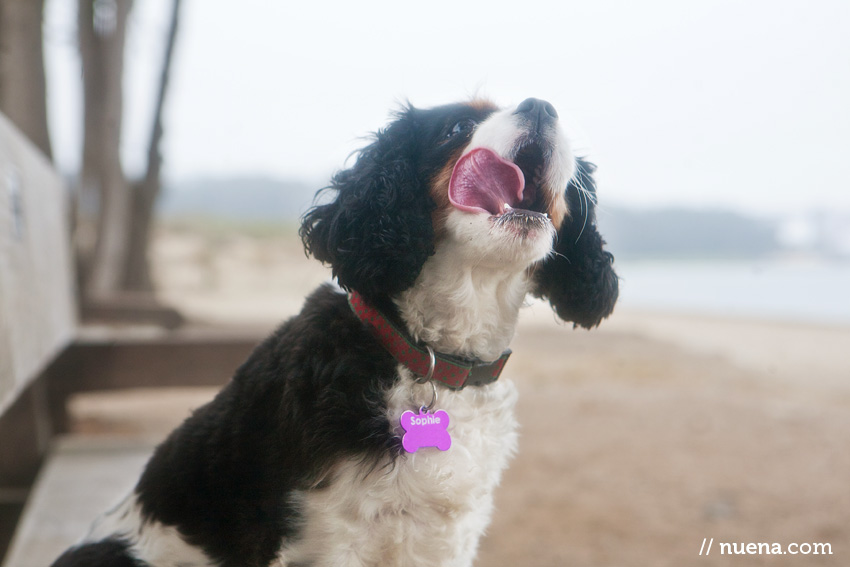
[438,102,575,269]
[466,108,526,161]
[466,106,575,201]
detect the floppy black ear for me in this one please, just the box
[532,158,619,328]
[300,109,435,303]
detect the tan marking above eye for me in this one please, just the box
[467,99,499,113]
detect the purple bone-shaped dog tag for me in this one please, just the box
[400,408,451,453]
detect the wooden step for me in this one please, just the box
[2,437,154,567]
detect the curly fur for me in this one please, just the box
[52,99,617,567]
[533,158,619,328]
[300,107,437,305]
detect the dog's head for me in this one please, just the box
[300,98,618,328]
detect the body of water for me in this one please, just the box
[615,260,850,326]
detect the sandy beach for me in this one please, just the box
[68,225,850,566]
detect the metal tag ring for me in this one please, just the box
[422,380,438,412]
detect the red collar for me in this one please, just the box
[348,291,511,390]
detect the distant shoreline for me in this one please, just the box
[613,259,850,326]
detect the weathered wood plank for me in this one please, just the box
[44,327,262,433]
[1,437,154,567]
[0,112,76,415]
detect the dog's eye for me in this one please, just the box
[447,119,475,139]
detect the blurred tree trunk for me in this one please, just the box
[77,0,133,299]
[0,0,184,326]
[124,0,182,291]
[76,0,184,327]
[0,0,52,159]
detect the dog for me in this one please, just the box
[52,98,618,567]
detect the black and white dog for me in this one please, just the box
[53,98,618,567]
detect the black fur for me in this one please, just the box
[300,103,497,306]
[533,158,619,328]
[51,101,617,567]
[52,538,148,567]
[131,286,398,567]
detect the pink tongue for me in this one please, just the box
[448,148,525,215]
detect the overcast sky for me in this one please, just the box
[44,0,850,216]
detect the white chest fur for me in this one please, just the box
[280,369,519,567]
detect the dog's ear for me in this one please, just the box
[532,158,619,328]
[300,108,435,302]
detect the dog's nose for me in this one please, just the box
[514,98,559,126]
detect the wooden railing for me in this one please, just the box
[0,111,263,564]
